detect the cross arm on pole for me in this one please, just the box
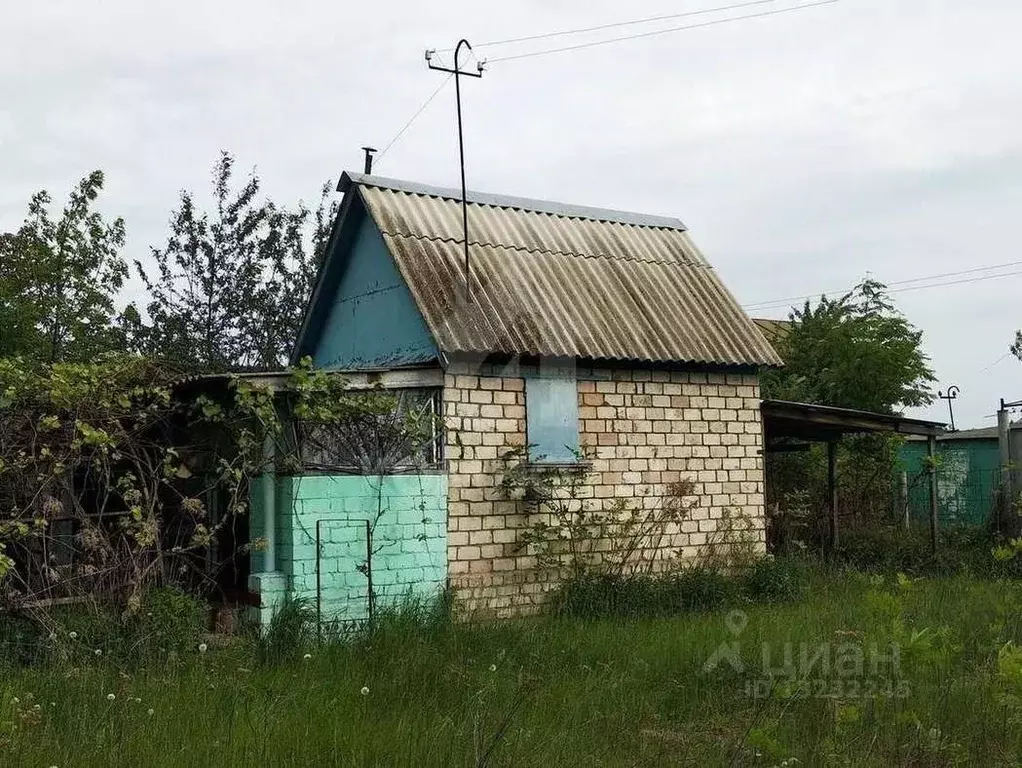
[426,62,484,77]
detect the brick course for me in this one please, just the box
[443,363,765,618]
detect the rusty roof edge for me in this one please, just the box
[339,171,687,231]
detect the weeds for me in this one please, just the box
[0,570,1022,764]
[256,593,315,666]
[553,556,810,620]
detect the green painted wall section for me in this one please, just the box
[899,439,1000,526]
[254,474,447,624]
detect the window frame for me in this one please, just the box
[524,372,583,466]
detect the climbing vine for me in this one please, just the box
[498,447,698,579]
[0,354,424,619]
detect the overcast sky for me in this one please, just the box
[2,0,1020,427]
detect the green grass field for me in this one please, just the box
[4,571,1022,766]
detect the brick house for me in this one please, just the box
[249,172,781,622]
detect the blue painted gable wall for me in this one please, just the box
[312,214,437,369]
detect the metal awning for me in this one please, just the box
[762,399,946,445]
[760,399,947,555]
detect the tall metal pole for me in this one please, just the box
[999,399,1014,529]
[938,385,960,432]
[427,40,483,302]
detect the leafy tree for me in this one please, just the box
[137,152,335,371]
[761,279,936,413]
[761,280,937,551]
[1010,331,1022,363]
[0,172,130,363]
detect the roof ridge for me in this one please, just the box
[377,229,713,269]
[340,171,687,231]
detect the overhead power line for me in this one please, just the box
[745,259,1022,310]
[978,352,1013,375]
[375,75,453,165]
[486,0,840,64]
[387,2,833,166]
[745,265,1022,313]
[440,0,782,52]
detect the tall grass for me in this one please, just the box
[2,569,1022,765]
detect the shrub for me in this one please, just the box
[554,567,741,619]
[742,556,810,602]
[125,587,206,659]
[0,614,52,667]
[665,567,741,613]
[38,588,207,666]
[834,525,1001,577]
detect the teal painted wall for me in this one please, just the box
[276,474,447,623]
[899,439,1000,526]
[312,216,437,369]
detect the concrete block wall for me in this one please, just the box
[443,362,765,619]
[266,474,447,623]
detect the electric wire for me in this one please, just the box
[486,1,840,63]
[746,268,1022,313]
[438,0,783,52]
[375,75,453,165]
[745,260,1022,311]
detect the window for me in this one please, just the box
[299,388,442,473]
[525,374,580,463]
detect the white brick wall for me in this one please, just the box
[443,362,765,618]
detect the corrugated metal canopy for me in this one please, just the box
[342,173,781,367]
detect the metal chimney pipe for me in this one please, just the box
[361,146,377,174]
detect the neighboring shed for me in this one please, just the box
[901,426,1013,527]
[253,172,782,621]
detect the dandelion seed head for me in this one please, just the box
[303,653,312,660]
[94,649,102,656]
[106,693,115,701]
[198,643,208,654]
[489,664,497,672]
[147,708,154,716]
[68,631,78,640]
[360,686,370,696]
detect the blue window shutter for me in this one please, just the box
[525,375,580,463]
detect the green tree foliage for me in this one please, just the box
[0,355,428,613]
[0,172,131,363]
[761,279,936,413]
[1010,331,1022,363]
[761,281,937,551]
[136,152,335,371]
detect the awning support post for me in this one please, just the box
[828,440,839,554]
[928,434,939,553]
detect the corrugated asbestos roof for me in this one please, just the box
[753,318,792,346]
[340,173,782,367]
